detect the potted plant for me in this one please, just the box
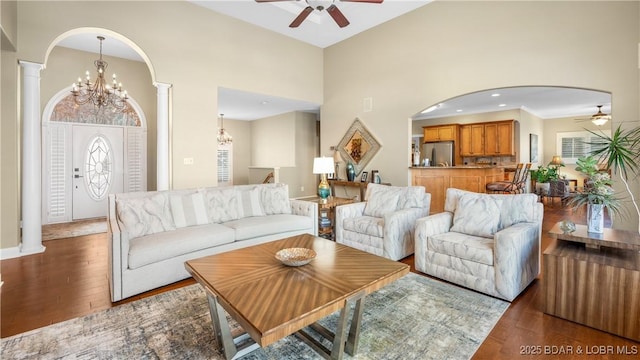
[567,155,622,233]
[580,125,640,233]
[530,165,560,195]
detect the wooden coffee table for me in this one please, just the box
[185,233,409,360]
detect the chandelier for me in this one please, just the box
[217,114,233,145]
[71,36,129,109]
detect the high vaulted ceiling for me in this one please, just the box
[55,2,612,122]
[190,0,432,48]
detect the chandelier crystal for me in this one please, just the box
[71,36,129,109]
[217,114,233,145]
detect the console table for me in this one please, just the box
[545,223,640,341]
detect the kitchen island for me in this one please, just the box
[411,166,505,213]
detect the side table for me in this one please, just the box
[545,222,640,341]
[306,197,355,240]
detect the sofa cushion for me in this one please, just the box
[116,193,176,239]
[223,214,312,241]
[428,231,494,266]
[204,187,241,223]
[261,183,292,215]
[128,223,235,269]
[342,216,384,238]
[363,186,402,217]
[170,192,208,228]
[237,187,265,218]
[450,194,502,238]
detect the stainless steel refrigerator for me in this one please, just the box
[422,141,455,166]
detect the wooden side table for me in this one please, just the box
[306,197,355,240]
[545,223,640,341]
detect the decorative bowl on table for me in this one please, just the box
[275,248,317,267]
[559,220,576,234]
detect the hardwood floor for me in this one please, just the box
[1,202,638,358]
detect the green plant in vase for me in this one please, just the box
[567,156,622,232]
[582,125,640,233]
[530,165,560,195]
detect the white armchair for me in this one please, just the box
[415,188,543,301]
[335,183,431,260]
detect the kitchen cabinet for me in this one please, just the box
[460,120,515,157]
[484,121,514,155]
[411,167,504,213]
[423,125,457,142]
[459,124,484,156]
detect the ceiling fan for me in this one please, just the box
[575,105,611,126]
[256,0,384,28]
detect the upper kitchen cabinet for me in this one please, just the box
[484,120,515,156]
[423,124,458,142]
[460,120,515,156]
[459,124,485,156]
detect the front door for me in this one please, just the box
[72,125,124,220]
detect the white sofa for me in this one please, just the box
[108,183,317,302]
[335,183,431,261]
[415,188,543,301]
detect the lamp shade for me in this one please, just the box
[333,150,343,164]
[313,157,335,174]
[549,156,564,166]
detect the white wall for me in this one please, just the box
[2,0,323,249]
[322,1,640,231]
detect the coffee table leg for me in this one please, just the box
[345,296,365,355]
[206,294,260,360]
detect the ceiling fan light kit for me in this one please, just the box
[255,0,383,28]
[590,105,611,126]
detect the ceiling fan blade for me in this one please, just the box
[327,5,350,28]
[340,0,384,3]
[289,6,313,28]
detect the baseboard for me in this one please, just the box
[0,246,22,260]
[0,244,46,260]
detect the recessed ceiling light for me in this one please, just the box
[456,109,463,112]
[261,101,269,105]
[498,104,506,107]
[491,93,501,97]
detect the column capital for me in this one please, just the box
[18,60,44,74]
[154,82,173,90]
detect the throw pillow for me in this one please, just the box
[261,184,292,215]
[116,193,176,238]
[205,188,241,223]
[170,192,209,228]
[450,194,502,238]
[237,187,265,218]
[363,188,402,218]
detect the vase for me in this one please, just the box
[346,162,356,182]
[587,203,604,233]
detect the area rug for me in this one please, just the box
[1,273,508,359]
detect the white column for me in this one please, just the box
[155,82,171,191]
[19,61,46,255]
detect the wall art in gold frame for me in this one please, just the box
[336,118,381,178]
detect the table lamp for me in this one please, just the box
[313,157,335,202]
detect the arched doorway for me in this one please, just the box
[41,88,147,223]
[17,28,171,255]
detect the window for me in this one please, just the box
[557,130,610,164]
[217,143,233,186]
[85,135,113,200]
